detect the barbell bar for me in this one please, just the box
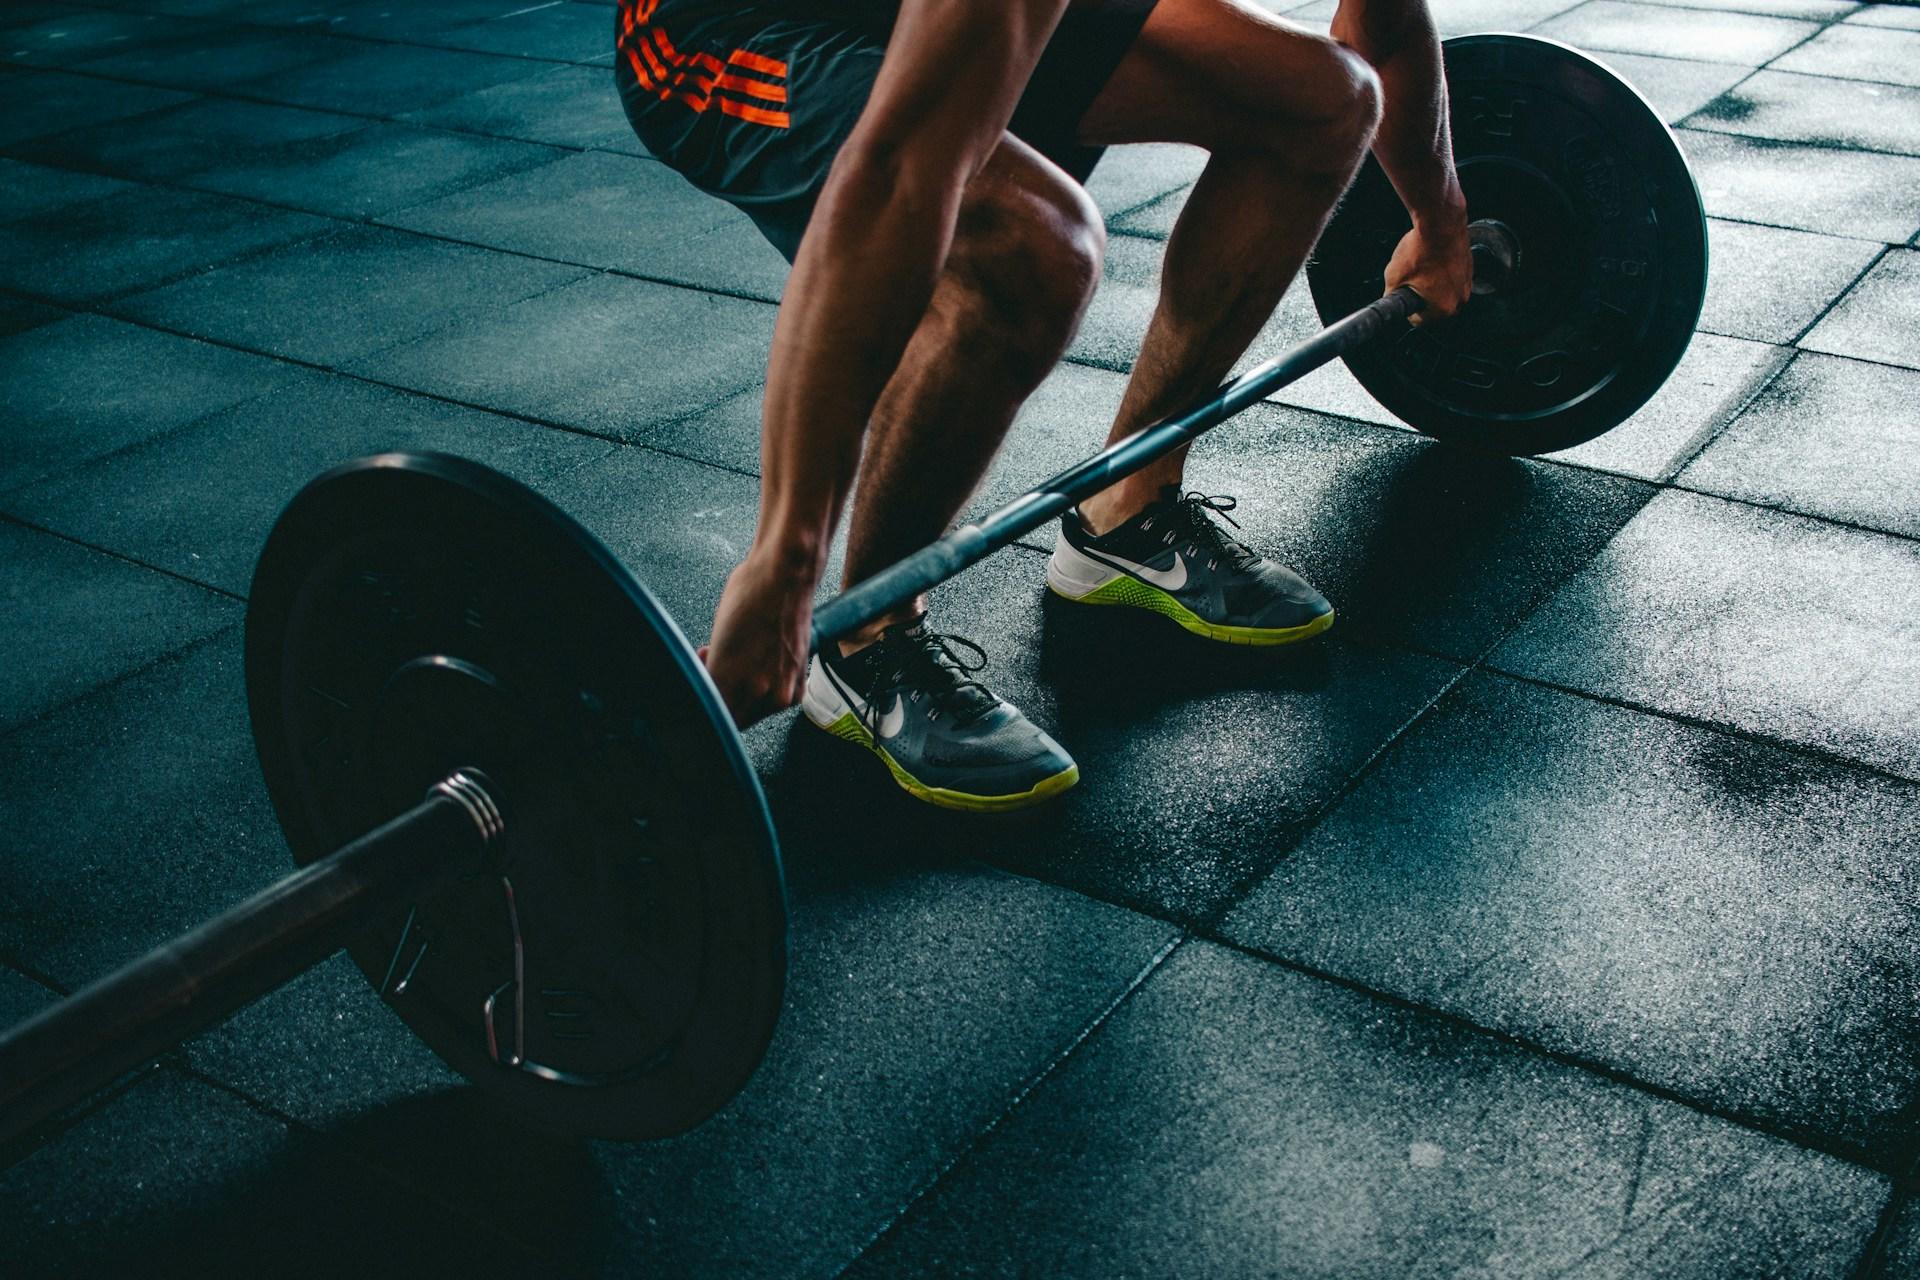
[0,32,1708,1148]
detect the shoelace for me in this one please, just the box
[855,616,997,732]
[1170,492,1260,571]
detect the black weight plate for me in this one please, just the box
[1308,34,1708,454]
[245,453,786,1140]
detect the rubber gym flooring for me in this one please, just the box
[2,0,1919,1275]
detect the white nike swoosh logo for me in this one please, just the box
[826,665,907,739]
[1090,545,1187,591]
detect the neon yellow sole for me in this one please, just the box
[811,712,1080,812]
[1050,574,1335,646]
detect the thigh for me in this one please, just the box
[1073,0,1364,149]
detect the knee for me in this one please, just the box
[1319,43,1383,155]
[1229,38,1381,174]
[947,174,1105,379]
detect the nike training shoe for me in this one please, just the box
[799,615,1079,812]
[1046,488,1334,645]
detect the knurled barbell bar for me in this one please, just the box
[0,33,1706,1148]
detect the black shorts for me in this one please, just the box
[613,0,1157,261]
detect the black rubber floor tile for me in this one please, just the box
[347,271,777,438]
[1491,490,1920,780]
[0,1070,535,1277]
[1588,51,1751,122]
[0,291,66,337]
[401,61,636,150]
[0,157,136,221]
[1083,143,1207,223]
[1687,71,1920,156]
[189,119,562,219]
[0,313,301,492]
[230,37,549,115]
[0,522,238,735]
[1697,218,1882,342]
[382,149,789,298]
[1772,22,1920,85]
[1225,671,1920,1165]
[1802,247,1920,370]
[0,6,193,67]
[1546,333,1790,481]
[8,94,365,183]
[1533,0,1822,63]
[530,442,767,635]
[0,632,287,978]
[0,67,193,148]
[848,942,1885,1280]
[183,953,465,1131]
[3,368,616,593]
[77,23,341,90]
[437,0,613,60]
[479,871,1174,1278]
[1680,129,1920,242]
[0,183,333,304]
[1679,352,1920,538]
[113,223,588,366]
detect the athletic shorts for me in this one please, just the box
[612,0,1158,261]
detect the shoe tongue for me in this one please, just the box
[886,623,997,721]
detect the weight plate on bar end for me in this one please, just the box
[1308,33,1709,455]
[245,453,786,1140]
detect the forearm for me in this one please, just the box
[1337,3,1464,231]
[752,147,962,580]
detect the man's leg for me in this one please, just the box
[1070,0,1381,532]
[830,136,1105,651]
[787,136,1098,811]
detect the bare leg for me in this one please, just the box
[834,138,1104,651]
[1070,0,1382,532]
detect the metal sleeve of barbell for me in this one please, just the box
[809,286,1424,649]
[0,780,497,1147]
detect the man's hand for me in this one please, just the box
[700,548,816,728]
[1384,214,1472,324]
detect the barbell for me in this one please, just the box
[0,33,1706,1146]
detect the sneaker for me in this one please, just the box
[1046,488,1334,645]
[799,615,1079,811]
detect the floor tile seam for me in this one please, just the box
[12,271,769,477]
[159,1059,546,1262]
[1849,1185,1911,1280]
[1516,0,1599,32]
[0,618,242,748]
[5,56,594,147]
[1189,662,1477,939]
[0,953,70,1002]
[830,933,1189,1279]
[1186,927,1901,1177]
[0,1059,165,1176]
[1658,479,1920,548]
[1648,333,1802,483]
[14,5,609,77]
[1589,0,1857,18]
[1474,664,1920,789]
[1702,212,1905,248]
[1678,116,1920,159]
[1785,241,1895,346]
[0,509,250,607]
[0,506,257,600]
